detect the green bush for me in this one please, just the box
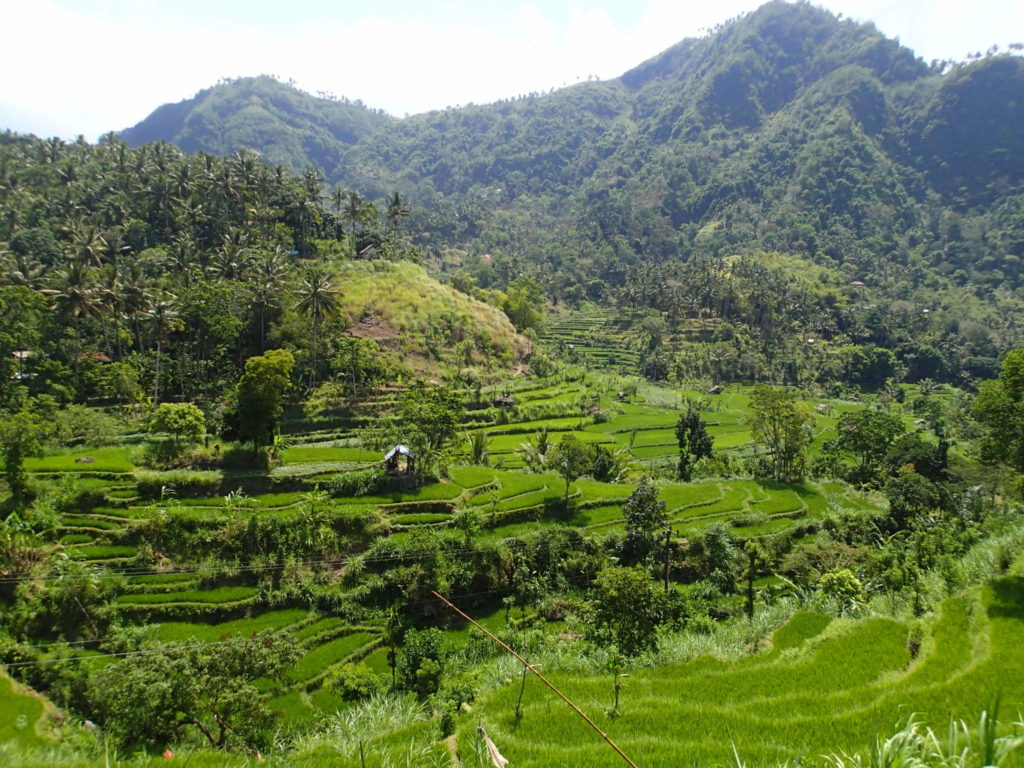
[324,662,387,701]
[54,405,123,447]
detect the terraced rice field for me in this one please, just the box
[11,376,891,731]
[542,310,640,371]
[459,580,1024,767]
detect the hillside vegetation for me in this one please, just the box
[120,75,392,175]
[115,1,1024,391]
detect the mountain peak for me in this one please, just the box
[119,75,391,175]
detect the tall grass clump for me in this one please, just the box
[291,692,431,756]
[327,467,391,498]
[817,711,1024,768]
[134,470,222,499]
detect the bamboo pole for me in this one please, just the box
[430,590,641,768]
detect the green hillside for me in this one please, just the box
[112,2,1024,392]
[119,75,392,175]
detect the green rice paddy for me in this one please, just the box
[5,376,924,759]
[458,580,1024,767]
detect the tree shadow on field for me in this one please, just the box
[544,496,573,522]
[987,577,1024,621]
[756,478,817,498]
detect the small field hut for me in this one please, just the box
[384,445,415,474]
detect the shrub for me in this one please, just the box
[54,405,123,447]
[143,403,206,467]
[396,628,447,697]
[324,662,387,701]
[584,566,672,656]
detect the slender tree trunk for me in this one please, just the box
[134,316,144,354]
[154,339,161,404]
[311,313,319,389]
[100,314,112,359]
[745,550,756,620]
[72,316,81,391]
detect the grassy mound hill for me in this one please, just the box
[335,260,529,372]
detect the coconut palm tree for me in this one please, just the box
[246,250,289,353]
[208,238,250,281]
[342,190,371,257]
[47,261,102,385]
[145,294,180,404]
[467,431,490,466]
[517,427,553,472]
[1,250,48,290]
[384,191,409,254]
[120,265,153,354]
[68,221,109,267]
[97,263,125,358]
[294,268,340,387]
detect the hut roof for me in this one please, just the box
[384,445,414,460]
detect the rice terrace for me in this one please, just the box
[3,0,1024,766]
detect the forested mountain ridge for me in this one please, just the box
[118,0,1023,209]
[107,1,1024,392]
[119,75,392,176]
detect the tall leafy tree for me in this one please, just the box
[397,382,465,471]
[833,409,905,484]
[675,403,713,481]
[235,349,295,454]
[0,410,49,502]
[622,475,668,564]
[972,348,1024,473]
[550,433,592,503]
[585,566,671,656]
[749,386,813,483]
[90,633,298,752]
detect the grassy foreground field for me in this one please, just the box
[455,579,1024,767]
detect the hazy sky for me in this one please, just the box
[2,0,1021,140]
